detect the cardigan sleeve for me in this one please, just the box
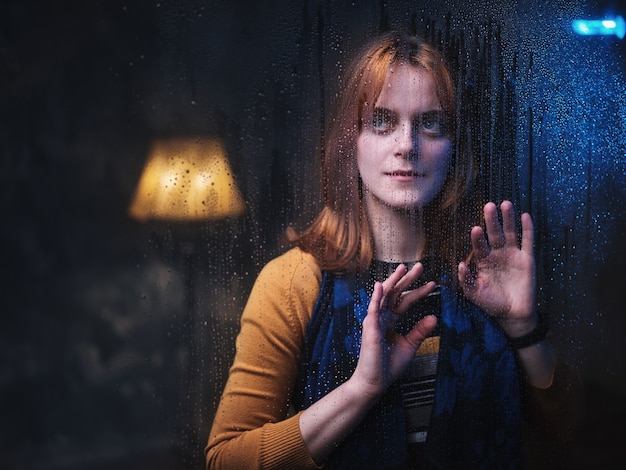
[205,248,323,470]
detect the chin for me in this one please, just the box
[390,195,436,210]
[367,190,437,212]
[389,200,428,213]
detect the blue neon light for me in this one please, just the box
[572,16,625,39]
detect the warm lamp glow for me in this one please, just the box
[129,137,245,221]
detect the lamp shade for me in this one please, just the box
[129,137,245,221]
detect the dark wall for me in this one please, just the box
[2,1,625,469]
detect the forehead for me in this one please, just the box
[374,63,441,111]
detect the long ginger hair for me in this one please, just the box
[292,33,479,273]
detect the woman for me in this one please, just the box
[206,33,577,469]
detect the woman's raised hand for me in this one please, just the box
[299,264,437,462]
[352,263,438,398]
[458,201,538,337]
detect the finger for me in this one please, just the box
[520,212,534,255]
[368,281,384,319]
[362,282,385,347]
[457,261,476,295]
[484,201,504,249]
[470,225,489,259]
[380,264,408,296]
[393,280,437,314]
[391,262,424,296]
[404,314,438,349]
[382,263,423,311]
[457,261,467,285]
[500,200,518,247]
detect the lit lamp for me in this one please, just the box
[572,16,625,39]
[129,136,245,222]
[128,136,245,456]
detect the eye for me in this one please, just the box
[417,111,448,136]
[370,108,396,133]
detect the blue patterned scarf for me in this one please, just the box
[292,268,523,469]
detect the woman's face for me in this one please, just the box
[356,63,452,213]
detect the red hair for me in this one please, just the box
[291,33,478,272]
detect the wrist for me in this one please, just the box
[497,313,537,338]
[505,312,549,350]
[346,373,385,404]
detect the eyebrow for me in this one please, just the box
[372,106,395,114]
[420,110,446,118]
[372,106,444,115]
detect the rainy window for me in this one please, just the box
[3,0,625,468]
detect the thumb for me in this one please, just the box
[404,314,438,349]
[458,261,476,296]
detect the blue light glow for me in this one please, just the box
[572,16,625,39]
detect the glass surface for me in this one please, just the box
[2,0,624,468]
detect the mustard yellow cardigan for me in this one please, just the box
[205,248,579,469]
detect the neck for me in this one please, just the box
[365,196,425,263]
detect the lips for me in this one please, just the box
[386,170,425,181]
[389,170,422,177]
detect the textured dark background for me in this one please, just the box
[2,0,626,468]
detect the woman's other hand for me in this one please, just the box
[458,200,538,338]
[300,264,437,463]
[353,263,438,398]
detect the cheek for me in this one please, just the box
[356,135,364,162]
[356,135,371,174]
[423,140,452,173]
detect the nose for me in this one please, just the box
[394,122,418,159]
